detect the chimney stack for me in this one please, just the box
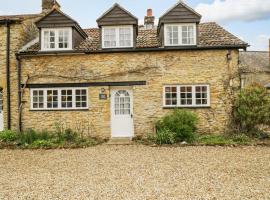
[42,0,61,13]
[144,9,155,29]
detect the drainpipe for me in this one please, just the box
[5,21,11,130]
[16,54,22,132]
[0,19,17,130]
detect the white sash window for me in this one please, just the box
[163,85,210,108]
[30,88,88,110]
[102,26,133,48]
[41,28,72,51]
[165,23,196,46]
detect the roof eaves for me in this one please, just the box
[0,19,21,25]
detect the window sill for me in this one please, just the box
[29,109,89,112]
[163,106,211,109]
[164,45,197,48]
[102,47,135,50]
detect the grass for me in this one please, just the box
[134,133,270,146]
[0,129,104,149]
[195,134,252,146]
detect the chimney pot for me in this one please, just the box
[144,9,155,29]
[147,9,153,17]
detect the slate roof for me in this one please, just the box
[22,22,248,53]
[239,51,270,73]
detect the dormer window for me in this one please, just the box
[164,24,196,46]
[102,26,133,48]
[41,28,72,51]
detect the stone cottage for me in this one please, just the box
[0,0,248,138]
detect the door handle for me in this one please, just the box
[131,114,133,118]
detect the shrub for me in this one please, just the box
[0,130,17,142]
[197,135,231,145]
[234,84,270,135]
[232,134,251,144]
[63,129,78,142]
[18,129,39,145]
[156,129,176,145]
[30,140,55,149]
[0,127,103,149]
[156,109,198,143]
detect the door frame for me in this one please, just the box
[110,86,134,138]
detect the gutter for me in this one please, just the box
[17,44,248,57]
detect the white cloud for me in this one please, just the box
[249,34,270,51]
[195,0,270,23]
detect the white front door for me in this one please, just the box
[111,87,134,138]
[0,89,3,131]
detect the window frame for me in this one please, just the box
[41,28,73,51]
[30,88,89,111]
[163,85,210,108]
[102,25,134,49]
[164,23,197,46]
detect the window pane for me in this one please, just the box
[32,90,44,109]
[164,86,177,106]
[47,90,58,108]
[195,86,208,105]
[119,27,131,47]
[75,89,87,108]
[104,28,116,48]
[61,89,73,108]
[166,26,178,45]
[182,25,195,45]
[115,90,130,115]
[58,29,69,49]
[179,86,192,106]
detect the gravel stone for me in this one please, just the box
[0,146,269,200]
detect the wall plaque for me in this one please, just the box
[99,94,107,100]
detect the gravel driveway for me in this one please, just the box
[0,145,269,200]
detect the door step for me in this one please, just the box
[107,137,133,145]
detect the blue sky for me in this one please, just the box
[1,0,270,51]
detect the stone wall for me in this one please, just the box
[0,17,39,130]
[19,49,240,138]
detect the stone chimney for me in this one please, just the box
[144,9,155,29]
[42,0,61,13]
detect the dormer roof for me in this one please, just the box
[97,3,138,27]
[35,8,87,39]
[159,1,201,26]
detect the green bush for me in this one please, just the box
[156,129,176,145]
[0,127,102,149]
[63,129,78,142]
[232,134,251,144]
[30,140,55,149]
[156,109,198,143]
[197,135,232,145]
[234,84,270,135]
[0,130,17,142]
[18,129,39,145]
